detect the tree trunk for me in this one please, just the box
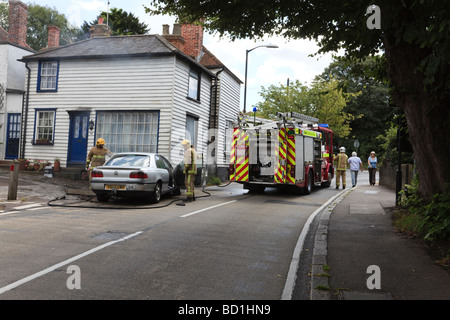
[383,35,450,200]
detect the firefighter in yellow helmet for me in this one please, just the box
[86,138,112,180]
[333,146,348,189]
[181,139,197,202]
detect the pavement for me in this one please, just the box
[0,166,91,213]
[0,165,449,300]
[311,184,450,300]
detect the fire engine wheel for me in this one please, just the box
[321,168,332,188]
[304,171,313,195]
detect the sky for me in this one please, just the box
[24,0,339,111]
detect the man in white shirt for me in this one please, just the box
[348,151,363,187]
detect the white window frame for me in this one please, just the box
[186,114,198,148]
[38,61,59,91]
[34,109,56,144]
[224,120,234,155]
[188,68,200,101]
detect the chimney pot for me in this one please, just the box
[173,24,181,35]
[90,18,111,38]
[162,24,170,35]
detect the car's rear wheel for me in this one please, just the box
[151,182,162,203]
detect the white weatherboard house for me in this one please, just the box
[19,20,241,177]
[0,0,34,160]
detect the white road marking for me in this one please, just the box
[0,211,19,217]
[179,200,237,218]
[27,207,47,211]
[13,203,41,210]
[281,189,347,300]
[0,231,143,295]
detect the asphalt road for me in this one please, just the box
[0,171,373,300]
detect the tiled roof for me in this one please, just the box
[21,34,174,60]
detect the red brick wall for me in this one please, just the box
[181,24,203,59]
[8,0,28,48]
[47,25,60,48]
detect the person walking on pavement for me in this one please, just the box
[182,139,197,202]
[86,138,112,180]
[348,151,363,187]
[333,147,348,189]
[368,151,378,185]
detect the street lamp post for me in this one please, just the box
[243,44,279,113]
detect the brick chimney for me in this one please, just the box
[90,17,111,38]
[8,0,28,48]
[180,23,203,59]
[162,24,185,52]
[47,25,60,48]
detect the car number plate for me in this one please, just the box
[105,185,126,191]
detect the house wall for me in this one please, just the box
[216,70,240,167]
[0,46,7,159]
[170,58,212,166]
[7,44,29,90]
[0,44,32,160]
[23,55,212,167]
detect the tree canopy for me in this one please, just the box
[0,3,82,51]
[79,8,149,40]
[317,56,393,159]
[0,3,149,49]
[256,78,359,139]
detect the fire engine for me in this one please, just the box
[229,112,334,194]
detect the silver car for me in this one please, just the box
[90,153,180,203]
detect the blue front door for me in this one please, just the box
[5,113,21,159]
[68,112,90,166]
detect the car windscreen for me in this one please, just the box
[106,155,150,167]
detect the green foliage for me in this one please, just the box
[146,0,448,96]
[255,77,360,139]
[80,8,149,40]
[317,56,393,158]
[309,77,361,139]
[0,2,7,27]
[206,175,222,186]
[420,190,450,242]
[398,176,450,242]
[376,114,414,166]
[0,3,82,51]
[256,80,313,119]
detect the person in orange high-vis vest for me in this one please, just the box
[182,139,197,202]
[333,147,348,189]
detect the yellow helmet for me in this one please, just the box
[181,139,190,145]
[96,138,105,145]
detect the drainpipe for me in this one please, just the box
[211,68,224,130]
[207,68,224,178]
[20,62,31,160]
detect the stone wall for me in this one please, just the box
[379,162,414,190]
